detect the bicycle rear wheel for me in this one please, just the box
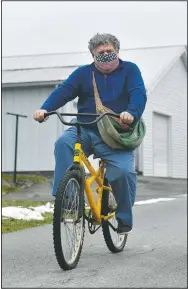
[53,170,85,270]
[101,178,127,253]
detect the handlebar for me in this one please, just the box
[41,111,120,126]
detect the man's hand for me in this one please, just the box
[120,111,134,125]
[33,109,48,122]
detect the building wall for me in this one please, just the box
[143,58,187,178]
[2,85,100,173]
[2,85,64,172]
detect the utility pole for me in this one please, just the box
[7,112,27,184]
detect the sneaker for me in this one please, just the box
[117,220,132,235]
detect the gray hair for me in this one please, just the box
[88,33,120,54]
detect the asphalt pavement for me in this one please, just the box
[2,176,187,288]
[2,194,187,288]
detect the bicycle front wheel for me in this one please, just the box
[53,170,85,270]
[101,178,127,253]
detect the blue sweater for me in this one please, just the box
[41,59,147,125]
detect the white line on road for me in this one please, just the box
[135,198,176,205]
[85,196,179,210]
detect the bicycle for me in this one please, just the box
[41,111,128,270]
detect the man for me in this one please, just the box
[33,33,147,234]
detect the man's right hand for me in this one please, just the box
[33,109,48,122]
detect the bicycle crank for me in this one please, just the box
[86,210,101,234]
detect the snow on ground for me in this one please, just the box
[2,202,54,221]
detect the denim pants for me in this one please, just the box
[53,125,137,229]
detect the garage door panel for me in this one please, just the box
[153,113,170,177]
[2,85,59,172]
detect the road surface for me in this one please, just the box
[2,190,187,288]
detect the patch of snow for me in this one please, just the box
[29,202,54,214]
[2,202,54,221]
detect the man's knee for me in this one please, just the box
[107,164,134,182]
[54,132,74,153]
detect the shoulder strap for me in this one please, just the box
[92,71,104,112]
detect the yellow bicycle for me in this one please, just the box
[43,111,128,270]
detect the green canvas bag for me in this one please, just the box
[92,71,146,151]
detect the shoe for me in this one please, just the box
[117,220,132,235]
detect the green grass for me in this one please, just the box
[2,173,48,183]
[2,200,54,234]
[2,185,19,194]
[2,174,48,195]
[2,213,53,234]
[2,200,53,207]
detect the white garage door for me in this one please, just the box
[2,85,63,172]
[153,113,170,177]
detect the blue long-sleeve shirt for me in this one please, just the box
[41,59,147,124]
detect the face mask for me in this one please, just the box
[95,52,118,63]
[94,52,119,74]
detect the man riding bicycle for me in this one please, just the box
[33,33,147,235]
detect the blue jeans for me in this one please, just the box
[53,125,137,229]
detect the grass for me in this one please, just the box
[2,173,48,195]
[2,213,53,234]
[2,200,53,208]
[2,185,19,194]
[2,200,54,234]
[2,173,48,183]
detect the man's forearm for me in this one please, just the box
[126,63,147,120]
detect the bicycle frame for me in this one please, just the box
[41,111,120,224]
[73,142,115,224]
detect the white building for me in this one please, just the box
[2,45,187,178]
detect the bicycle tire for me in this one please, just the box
[101,178,127,253]
[53,170,85,270]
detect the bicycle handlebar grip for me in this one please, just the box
[38,113,49,123]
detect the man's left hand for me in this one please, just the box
[120,111,134,125]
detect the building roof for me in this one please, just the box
[2,45,187,90]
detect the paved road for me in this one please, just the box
[2,191,187,288]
